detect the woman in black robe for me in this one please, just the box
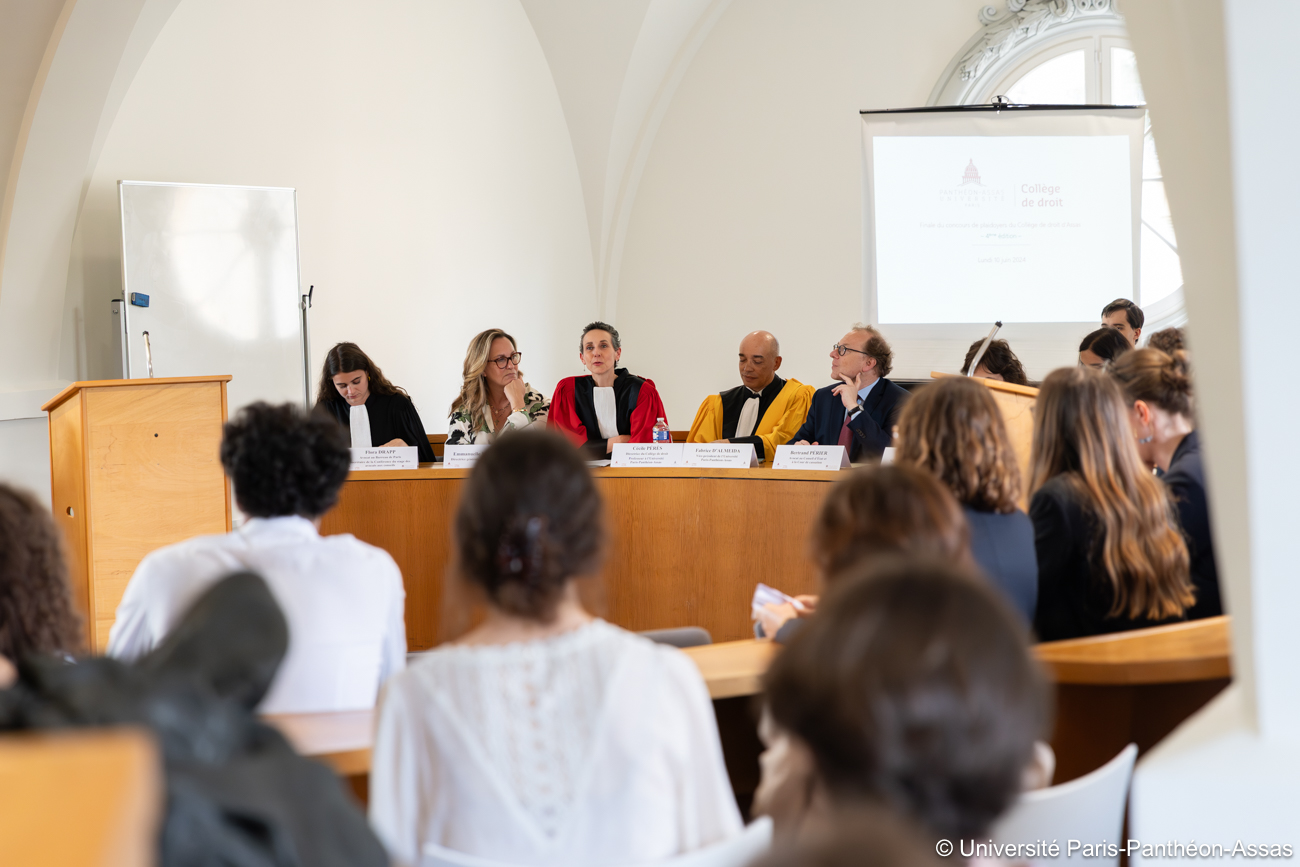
[315,343,436,463]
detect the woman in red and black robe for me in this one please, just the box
[549,321,668,457]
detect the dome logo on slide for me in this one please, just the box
[960,159,983,186]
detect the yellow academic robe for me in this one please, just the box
[686,377,815,461]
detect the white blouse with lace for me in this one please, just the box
[368,619,743,867]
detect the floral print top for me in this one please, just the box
[445,385,549,445]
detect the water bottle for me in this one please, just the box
[652,418,671,444]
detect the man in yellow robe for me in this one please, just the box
[687,331,814,462]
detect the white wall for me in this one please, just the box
[616,0,1008,425]
[64,0,596,432]
[0,418,51,507]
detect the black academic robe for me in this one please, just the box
[716,377,786,460]
[319,391,436,463]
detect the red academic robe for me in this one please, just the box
[549,368,668,455]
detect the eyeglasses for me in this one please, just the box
[832,343,869,358]
[491,352,522,369]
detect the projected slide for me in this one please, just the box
[872,135,1132,324]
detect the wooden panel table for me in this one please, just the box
[320,466,841,649]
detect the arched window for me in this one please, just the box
[930,0,1185,331]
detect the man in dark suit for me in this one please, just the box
[790,324,909,462]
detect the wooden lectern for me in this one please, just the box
[43,376,232,651]
[931,372,1038,509]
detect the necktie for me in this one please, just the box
[837,411,853,449]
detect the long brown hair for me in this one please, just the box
[314,342,407,407]
[960,338,1028,385]
[896,377,1021,513]
[811,464,972,578]
[450,329,522,433]
[1109,348,1194,419]
[0,484,83,660]
[1029,367,1192,619]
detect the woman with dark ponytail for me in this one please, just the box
[1110,348,1221,618]
[368,432,743,866]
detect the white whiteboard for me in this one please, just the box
[119,181,305,412]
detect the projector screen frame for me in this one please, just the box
[859,103,1147,328]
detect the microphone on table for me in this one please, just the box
[966,321,1002,377]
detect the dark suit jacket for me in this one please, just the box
[788,377,909,461]
[965,506,1037,625]
[1030,474,1183,641]
[1165,430,1221,619]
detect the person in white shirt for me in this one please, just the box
[107,402,406,715]
[368,431,743,867]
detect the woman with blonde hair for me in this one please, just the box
[446,328,548,445]
[896,376,1036,622]
[1110,349,1220,619]
[1029,367,1192,640]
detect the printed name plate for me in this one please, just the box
[350,446,418,470]
[443,444,490,469]
[880,446,896,465]
[772,444,850,471]
[683,443,758,468]
[610,443,686,468]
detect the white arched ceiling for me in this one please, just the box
[520,0,732,321]
[0,0,181,416]
[1,0,729,417]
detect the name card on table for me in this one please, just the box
[683,443,758,468]
[611,443,686,467]
[880,446,896,465]
[350,447,418,470]
[443,444,490,469]
[772,444,850,471]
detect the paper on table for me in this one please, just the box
[772,444,850,470]
[751,582,804,619]
[349,404,372,449]
[880,446,896,465]
[443,444,489,469]
[349,446,418,470]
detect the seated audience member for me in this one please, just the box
[315,342,435,462]
[895,377,1037,623]
[1147,326,1186,355]
[753,806,942,867]
[369,432,741,866]
[1101,297,1144,345]
[1078,326,1132,370]
[1029,368,1192,641]
[0,483,82,664]
[754,464,972,641]
[687,330,814,462]
[959,337,1029,385]
[107,403,407,713]
[446,328,548,445]
[549,321,669,456]
[790,325,908,461]
[1111,349,1220,619]
[755,556,1048,845]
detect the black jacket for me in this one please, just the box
[1030,474,1184,641]
[319,390,435,463]
[1165,430,1221,619]
[788,377,909,461]
[965,506,1038,625]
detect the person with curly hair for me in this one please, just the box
[895,376,1037,623]
[106,402,407,713]
[0,483,83,667]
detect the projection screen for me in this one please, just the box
[860,105,1146,378]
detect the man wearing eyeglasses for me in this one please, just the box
[789,324,909,462]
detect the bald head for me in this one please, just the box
[738,331,782,392]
